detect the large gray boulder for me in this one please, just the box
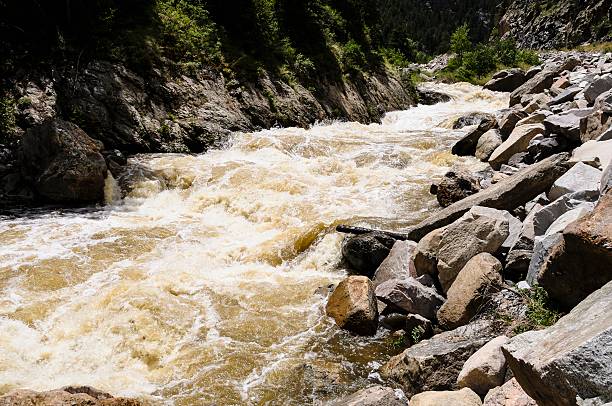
[476,129,503,161]
[326,276,378,336]
[502,281,612,406]
[372,240,417,288]
[533,189,599,236]
[452,118,497,156]
[584,74,612,104]
[379,320,496,397]
[570,139,612,169]
[548,86,581,106]
[375,278,445,320]
[548,162,602,201]
[488,124,546,170]
[543,108,593,142]
[407,153,570,241]
[20,119,108,202]
[436,207,509,293]
[330,385,407,406]
[484,69,527,92]
[580,110,612,143]
[342,232,396,277]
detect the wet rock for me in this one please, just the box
[483,378,537,406]
[342,232,396,277]
[510,57,581,106]
[476,129,503,161]
[584,74,612,104]
[438,253,503,329]
[548,162,602,201]
[407,153,571,242]
[535,191,612,309]
[489,124,546,170]
[326,276,378,335]
[418,89,452,105]
[380,313,409,331]
[484,69,527,93]
[414,227,445,277]
[299,360,349,397]
[375,278,444,320]
[502,281,612,406]
[543,108,593,141]
[405,314,433,341]
[452,118,497,156]
[497,109,527,139]
[380,320,495,397]
[434,170,481,207]
[0,387,142,406]
[410,388,482,406]
[372,240,417,288]
[457,336,509,396]
[436,207,509,293]
[453,112,496,129]
[20,119,108,203]
[570,139,612,169]
[330,385,407,406]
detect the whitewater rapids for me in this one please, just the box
[0,83,507,405]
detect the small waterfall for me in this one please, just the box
[103,171,122,204]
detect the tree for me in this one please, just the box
[450,23,471,60]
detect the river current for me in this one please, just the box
[0,83,507,405]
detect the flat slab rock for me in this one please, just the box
[502,280,612,406]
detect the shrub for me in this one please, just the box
[463,44,497,78]
[513,286,562,334]
[380,47,411,68]
[0,96,16,142]
[293,53,316,81]
[495,39,518,66]
[450,24,472,60]
[341,39,367,73]
[517,49,541,66]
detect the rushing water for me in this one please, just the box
[0,83,507,405]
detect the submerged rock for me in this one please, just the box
[326,276,378,336]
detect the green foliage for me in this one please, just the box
[0,96,16,142]
[341,39,367,73]
[462,44,497,78]
[379,48,410,68]
[513,286,562,334]
[410,326,425,344]
[517,49,541,66]
[391,334,407,349]
[450,24,472,60]
[495,39,519,66]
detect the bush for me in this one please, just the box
[293,53,316,81]
[495,39,518,66]
[517,49,541,66]
[0,96,16,142]
[450,24,472,60]
[463,44,498,78]
[341,39,367,72]
[380,47,411,68]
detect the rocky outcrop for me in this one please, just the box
[457,336,509,396]
[326,276,379,336]
[342,232,396,277]
[0,386,142,406]
[20,119,108,202]
[409,388,482,406]
[331,385,407,406]
[502,280,612,406]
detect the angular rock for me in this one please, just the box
[434,170,481,207]
[0,387,141,406]
[372,240,418,288]
[584,74,612,104]
[489,124,545,170]
[414,227,445,277]
[476,129,503,161]
[521,93,551,115]
[452,118,497,156]
[505,203,542,280]
[515,110,551,127]
[535,191,612,308]
[525,233,564,285]
[502,281,612,405]
[342,232,396,277]
[602,162,612,194]
[453,112,496,129]
[330,385,407,406]
[20,119,108,202]
[380,320,495,397]
[436,207,509,293]
[580,110,612,143]
[419,89,452,105]
[570,139,612,169]
[543,108,593,142]
[410,388,482,406]
[483,378,537,406]
[544,206,592,236]
[407,153,571,241]
[533,189,600,236]
[438,253,503,329]
[457,336,509,396]
[375,278,444,320]
[380,313,409,331]
[484,69,527,92]
[526,133,570,162]
[548,162,602,201]
[326,276,378,335]
[497,109,527,139]
[548,86,581,106]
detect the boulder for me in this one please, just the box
[521,93,551,114]
[580,110,612,143]
[510,57,581,106]
[535,191,612,309]
[497,109,527,139]
[484,69,527,92]
[405,313,434,341]
[551,76,571,91]
[326,276,378,335]
[584,74,612,104]
[436,207,509,293]
[414,227,445,277]
[548,162,602,201]
[602,162,612,194]
[502,281,612,405]
[342,232,396,277]
[452,118,497,156]
[548,86,581,106]
[483,378,537,406]
[543,108,593,142]
[476,130,503,161]
[525,66,542,80]
[526,133,570,162]
[434,170,481,207]
[20,119,108,202]
[410,388,482,406]
[0,387,141,406]
[533,189,599,236]
[375,278,444,320]
[419,89,452,105]
[489,124,546,170]
[438,253,503,329]
[330,385,407,406]
[457,336,509,395]
[453,112,496,129]
[380,313,409,331]
[407,153,571,241]
[594,88,612,111]
[380,321,495,397]
[525,233,564,286]
[515,110,551,127]
[372,240,417,288]
[505,203,542,280]
[570,139,612,169]
[544,206,592,236]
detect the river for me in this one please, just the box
[0,83,507,405]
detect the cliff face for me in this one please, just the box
[499,0,612,49]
